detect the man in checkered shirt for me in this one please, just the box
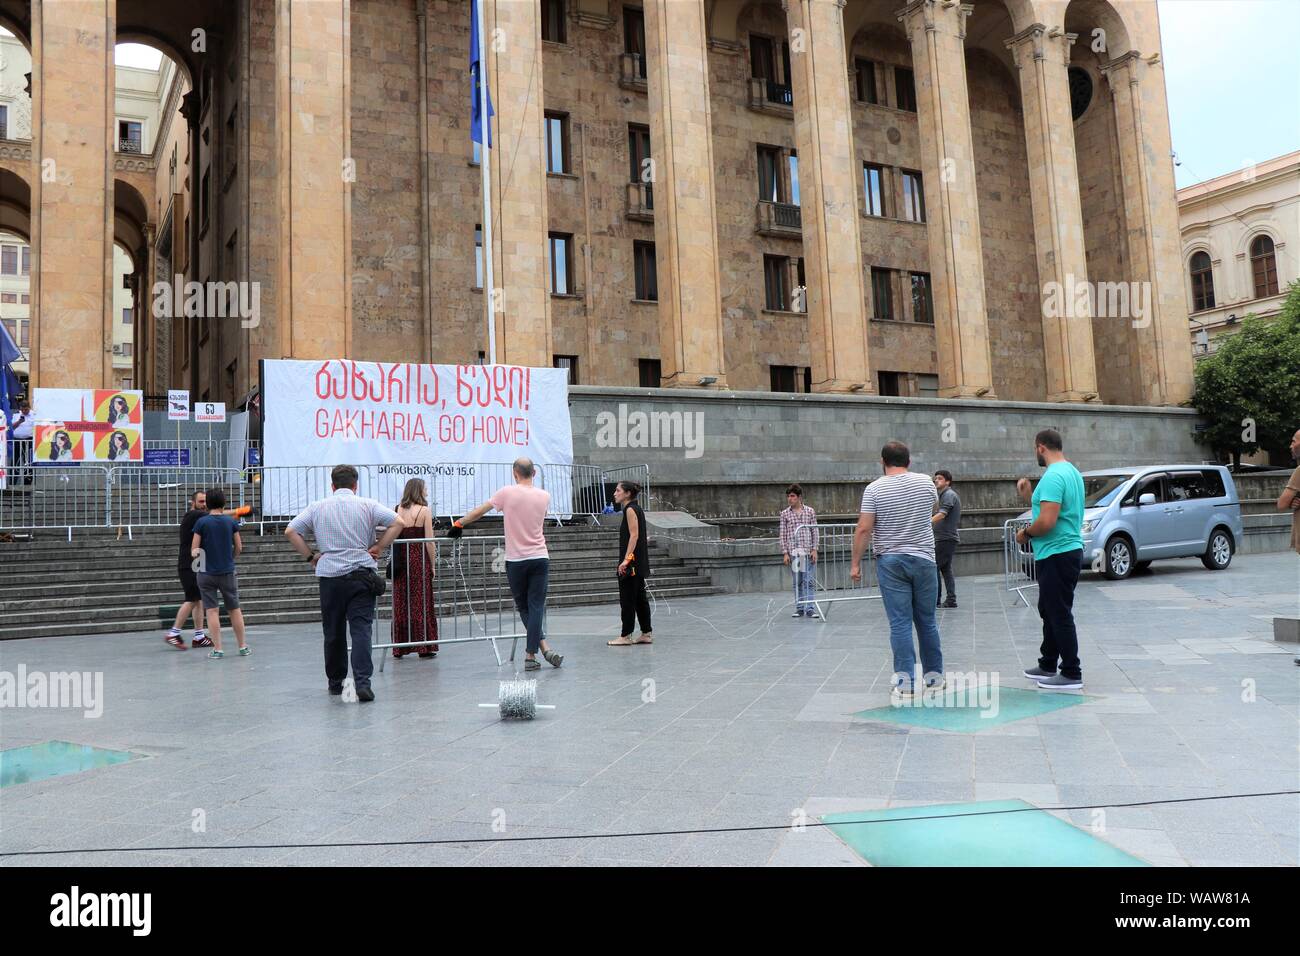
[779,483,819,617]
[285,464,407,702]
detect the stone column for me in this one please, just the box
[643,0,728,388]
[30,0,115,388]
[1101,50,1195,406]
[275,0,351,360]
[486,0,553,367]
[785,0,874,393]
[1006,24,1099,403]
[897,0,995,398]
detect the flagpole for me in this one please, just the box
[476,0,497,366]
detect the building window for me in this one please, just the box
[757,144,783,203]
[0,245,15,275]
[20,294,29,304]
[0,104,7,139]
[478,351,487,364]
[794,257,807,313]
[118,119,143,153]
[1,293,14,304]
[545,112,569,174]
[541,0,567,43]
[474,224,484,289]
[863,163,886,217]
[788,151,800,206]
[633,240,657,301]
[901,170,925,222]
[638,358,661,388]
[1189,251,1215,312]
[910,272,933,324]
[548,232,573,294]
[624,6,647,78]
[1068,66,1093,120]
[770,365,798,393]
[855,59,878,104]
[1250,235,1279,299]
[120,342,133,358]
[895,67,916,112]
[871,267,893,320]
[877,371,903,396]
[628,123,652,206]
[554,354,579,384]
[750,33,792,105]
[122,308,133,325]
[764,255,791,311]
[918,373,939,397]
[21,246,29,275]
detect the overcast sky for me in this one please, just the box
[1160,0,1300,188]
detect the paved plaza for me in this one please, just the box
[1,553,1297,867]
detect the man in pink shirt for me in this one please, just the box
[450,457,564,670]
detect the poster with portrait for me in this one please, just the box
[35,424,86,462]
[32,388,144,462]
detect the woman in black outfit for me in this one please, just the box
[607,480,653,646]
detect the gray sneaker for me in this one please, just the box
[1036,674,1083,691]
[1023,666,1055,680]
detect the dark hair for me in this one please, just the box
[934,469,953,483]
[786,483,804,497]
[399,478,428,509]
[618,480,641,500]
[881,441,910,468]
[1035,429,1063,451]
[189,490,205,505]
[331,464,359,489]
[206,487,227,510]
[513,457,536,479]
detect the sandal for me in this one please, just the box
[524,658,542,671]
[608,635,636,646]
[635,632,653,644]
[543,649,564,668]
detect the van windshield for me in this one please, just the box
[1083,474,1130,508]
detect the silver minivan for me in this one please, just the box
[1021,465,1244,580]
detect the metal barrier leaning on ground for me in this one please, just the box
[367,534,528,669]
[1003,517,1037,607]
[791,522,879,621]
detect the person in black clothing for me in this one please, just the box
[165,490,212,649]
[607,480,653,646]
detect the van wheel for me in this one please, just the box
[1201,529,1233,570]
[1103,537,1134,580]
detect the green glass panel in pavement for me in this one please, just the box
[854,686,1091,732]
[1,740,137,788]
[822,799,1149,867]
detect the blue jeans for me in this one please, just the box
[876,553,943,688]
[791,554,816,612]
[506,557,549,654]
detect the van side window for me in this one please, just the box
[1124,474,1165,505]
[1199,470,1227,498]
[1170,471,1219,500]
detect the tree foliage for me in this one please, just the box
[1190,280,1300,465]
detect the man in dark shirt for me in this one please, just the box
[932,470,962,609]
[166,490,211,649]
[191,488,250,659]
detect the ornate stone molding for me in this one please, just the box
[1004,23,1077,68]
[113,154,157,173]
[896,0,973,41]
[707,37,745,56]
[0,139,33,162]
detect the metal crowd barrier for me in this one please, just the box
[0,459,640,534]
[1003,517,1037,606]
[373,534,527,668]
[790,522,879,621]
[598,464,652,509]
[7,438,260,473]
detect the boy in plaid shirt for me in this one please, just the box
[780,484,819,617]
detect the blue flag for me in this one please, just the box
[470,0,495,148]
[0,318,19,430]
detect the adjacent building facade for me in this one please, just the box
[1179,149,1298,358]
[0,0,1195,408]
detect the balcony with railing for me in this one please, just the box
[619,52,648,92]
[756,200,802,238]
[625,181,654,222]
[748,77,793,117]
[118,137,143,154]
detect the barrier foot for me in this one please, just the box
[489,636,503,667]
[509,637,518,664]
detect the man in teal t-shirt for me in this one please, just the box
[1014,429,1085,690]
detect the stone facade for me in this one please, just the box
[1,0,1195,411]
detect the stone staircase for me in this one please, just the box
[0,522,721,640]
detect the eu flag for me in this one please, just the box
[470,0,495,148]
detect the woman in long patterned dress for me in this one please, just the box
[392,479,439,659]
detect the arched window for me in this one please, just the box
[1250,235,1279,299]
[1189,251,1215,312]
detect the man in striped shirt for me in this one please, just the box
[285,464,407,702]
[850,441,943,699]
[779,484,819,617]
